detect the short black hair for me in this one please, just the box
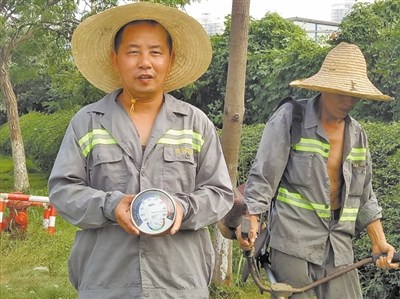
[113,20,173,54]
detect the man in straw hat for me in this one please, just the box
[48,2,233,298]
[234,42,399,298]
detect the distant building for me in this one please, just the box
[198,13,224,35]
[331,0,375,22]
[286,17,339,43]
[331,0,356,22]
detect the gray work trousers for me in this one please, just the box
[269,244,363,299]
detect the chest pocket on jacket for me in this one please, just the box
[349,162,367,196]
[286,151,313,188]
[88,146,125,191]
[162,146,196,193]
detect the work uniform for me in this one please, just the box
[244,94,382,298]
[48,90,233,299]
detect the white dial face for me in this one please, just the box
[138,196,168,231]
[130,189,176,235]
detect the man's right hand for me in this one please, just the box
[115,194,140,236]
[235,214,260,251]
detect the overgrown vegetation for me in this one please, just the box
[0,109,77,173]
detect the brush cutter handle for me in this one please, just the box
[290,252,400,294]
[373,252,400,263]
[247,252,400,297]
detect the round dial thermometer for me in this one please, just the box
[130,189,176,235]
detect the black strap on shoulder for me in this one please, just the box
[275,96,305,145]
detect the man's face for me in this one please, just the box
[321,93,360,119]
[111,22,173,99]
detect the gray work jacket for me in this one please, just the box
[244,95,382,267]
[48,90,233,298]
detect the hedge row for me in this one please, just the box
[0,111,399,297]
[0,109,77,172]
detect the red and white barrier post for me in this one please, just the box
[0,193,57,234]
[0,198,5,230]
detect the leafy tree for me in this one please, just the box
[244,26,325,124]
[335,0,400,121]
[178,1,399,126]
[176,12,327,125]
[0,0,78,191]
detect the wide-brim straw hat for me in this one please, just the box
[289,42,392,101]
[71,2,212,93]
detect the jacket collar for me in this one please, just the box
[89,89,189,117]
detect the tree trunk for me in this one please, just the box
[213,0,250,285]
[0,58,30,192]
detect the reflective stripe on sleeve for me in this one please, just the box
[346,147,367,162]
[339,207,358,221]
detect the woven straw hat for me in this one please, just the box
[289,42,392,101]
[71,2,212,93]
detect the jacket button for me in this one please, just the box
[141,171,146,177]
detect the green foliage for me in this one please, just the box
[175,0,400,125]
[177,13,326,125]
[0,109,77,172]
[362,122,400,194]
[237,124,265,184]
[355,122,400,298]
[245,37,326,124]
[336,0,400,121]
[207,99,224,127]
[0,154,48,194]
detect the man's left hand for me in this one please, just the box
[373,242,399,270]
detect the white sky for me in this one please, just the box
[184,0,374,22]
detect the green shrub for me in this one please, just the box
[354,122,400,299]
[238,124,265,185]
[0,109,77,173]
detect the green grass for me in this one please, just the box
[0,154,49,194]
[0,155,267,299]
[0,155,77,298]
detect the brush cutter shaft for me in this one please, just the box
[246,252,400,298]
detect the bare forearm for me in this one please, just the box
[367,219,399,269]
[366,219,387,253]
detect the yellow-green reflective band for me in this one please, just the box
[276,187,331,218]
[340,207,358,222]
[157,129,205,152]
[347,147,367,161]
[79,129,117,157]
[292,138,330,158]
